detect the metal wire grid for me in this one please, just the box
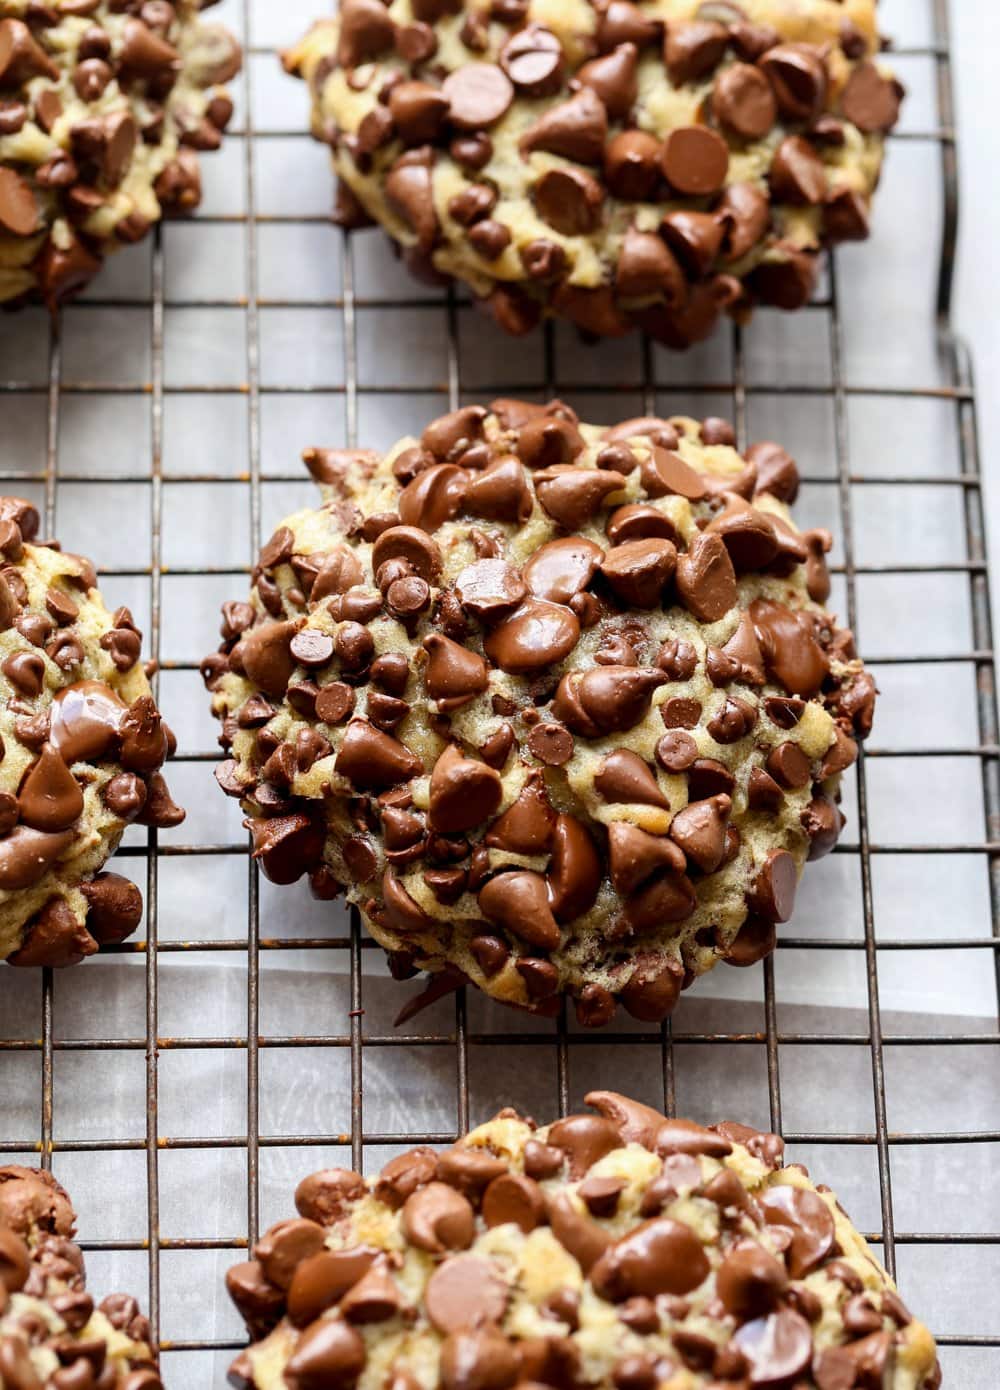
[0,0,995,1381]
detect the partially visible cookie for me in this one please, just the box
[224,1090,940,1390]
[0,1164,162,1388]
[0,0,241,309]
[0,496,183,969]
[284,0,901,347]
[203,401,875,1027]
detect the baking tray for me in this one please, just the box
[0,0,997,1384]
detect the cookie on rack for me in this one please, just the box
[202,399,874,1026]
[283,0,901,348]
[224,1090,940,1390]
[0,0,241,309]
[0,1164,163,1387]
[0,495,184,969]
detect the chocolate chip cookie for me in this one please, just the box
[0,496,183,968]
[0,1165,163,1388]
[284,0,901,348]
[0,0,241,309]
[224,1090,940,1390]
[203,400,874,1026]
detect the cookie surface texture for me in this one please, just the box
[203,401,875,1026]
[0,0,241,308]
[284,0,901,346]
[0,495,183,968]
[224,1091,940,1390]
[0,1164,163,1387]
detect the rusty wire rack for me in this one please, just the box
[0,0,997,1383]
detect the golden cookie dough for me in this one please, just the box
[225,1091,940,1390]
[0,0,241,308]
[0,495,183,968]
[203,400,875,1027]
[284,0,901,347]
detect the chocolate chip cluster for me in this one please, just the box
[0,1165,162,1388]
[0,496,184,968]
[224,1090,940,1390]
[284,0,901,347]
[0,0,241,308]
[203,401,875,1026]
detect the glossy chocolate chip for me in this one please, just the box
[590,1218,710,1300]
[443,63,514,128]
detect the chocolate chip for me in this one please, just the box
[608,823,685,895]
[766,741,811,790]
[18,743,83,832]
[604,129,661,200]
[555,665,665,739]
[591,1218,710,1300]
[713,61,776,139]
[595,749,669,809]
[0,17,59,84]
[707,694,757,743]
[546,814,601,923]
[749,598,829,696]
[285,1248,373,1329]
[717,181,771,262]
[500,24,564,96]
[388,79,450,145]
[840,60,902,133]
[2,650,44,697]
[580,1174,626,1217]
[425,1251,511,1323]
[527,722,573,766]
[8,897,96,968]
[669,793,731,873]
[454,559,526,623]
[763,696,805,732]
[770,134,827,205]
[533,166,604,236]
[438,1326,517,1390]
[315,682,355,725]
[520,87,608,164]
[484,775,554,853]
[284,1316,367,1390]
[759,1183,835,1277]
[451,133,493,170]
[478,869,560,951]
[661,125,729,197]
[295,1168,366,1225]
[442,62,513,128]
[517,956,560,998]
[617,228,686,301]
[600,538,677,608]
[464,457,533,523]
[423,632,489,709]
[760,42,827,123]
[385,150,438,252]
[448,184,496,226]
[664,19,728,84]
[80,872,143,946]
[522,536,603,604]
[577,42,639,119]
[336,721,423,792]
[674,534,737,623]
[290,630,334,669]
[749,848,798,923]
[484,599,580,676]
[717,1241,788,1321]
[429,745,502,834]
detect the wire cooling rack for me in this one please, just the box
[0,0,997,1384]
